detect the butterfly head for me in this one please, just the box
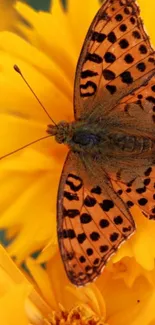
[47,121,73,144]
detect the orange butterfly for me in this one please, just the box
[13,0,155,286]
[48,0,155,286]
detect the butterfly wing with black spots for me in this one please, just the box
[74,0,155,120]
[57,152,135,286]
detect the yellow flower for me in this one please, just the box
[0,0,155,301]
[0,244,107,325]
[1,244,155,325]
[0,0,18,31]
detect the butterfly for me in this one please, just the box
[47,0,155,287]
[13,0,155,287]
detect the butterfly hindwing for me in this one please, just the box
[112,166,155,220]
[57,152,135,286]
[74,0,155,119]
[118,74,155,130]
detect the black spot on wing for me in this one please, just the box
[146,96,155,104]
[81,70,98,79]
[130,17,136,24]
[114,216,123,225]
[136,186,146,194]
[87,248,93,256]
[115,13,123,21]
[85,53,103,64]
[144,167,152,176]
[139,44,147,54]
[126,200,134,208]
[80,81,97,97]
[136,62,146,72]
[66,174,83,192]
[63,208,80,218]
[132,30,141,39]
[80,213,92,224]
[64,191,79,201]
[124,54,134,64]
[84,195,96,207]
[107,31,117,43]
[91,186,102,194]
[122,226,132,233]
[138,198,148,206]
[100,200,114,212]
[110,232,119,242]
[77,233,87,244]
[103,69,116,80]
[59,229,76,239]
[90,231,100,241]
[106,85,117,94]
[104,52,116,63]
[99,219,110,228]
[144,178,150,186]
[91,31,106,43]
[119,39,129,49]
[120,71,133,84]
[100,245,109,253]
[120,24,127,32]
[117,189,123,195]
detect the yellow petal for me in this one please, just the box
[112,206,155,271]
[15,1,77,83]
[96,269,155,325]
[138,0,155,45]
[0,0,17,31]
[0,114,46,158]
[0,284,30,325]
[0,244,52,325]
[0,169,60,262]
[67,0,99,53]
[26,257,58,310]
[36,241,57,264]
[0,34,72,120]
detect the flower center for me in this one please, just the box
[45,305,106,325]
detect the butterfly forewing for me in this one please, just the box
[74,0,155,119]
[57,152,135,286]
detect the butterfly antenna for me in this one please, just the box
[0,135,51,161]
[14,65,57,127]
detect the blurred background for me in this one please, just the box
[27,0,66,10]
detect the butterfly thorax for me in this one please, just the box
[47,121,153,156]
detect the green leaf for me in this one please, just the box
[27,0,66,11]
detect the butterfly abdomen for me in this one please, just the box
[110,133,153,154]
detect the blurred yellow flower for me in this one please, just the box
[1,244,155,325]
[0,3,155,323]
[0,0,18,31]
[0,244,107,325]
